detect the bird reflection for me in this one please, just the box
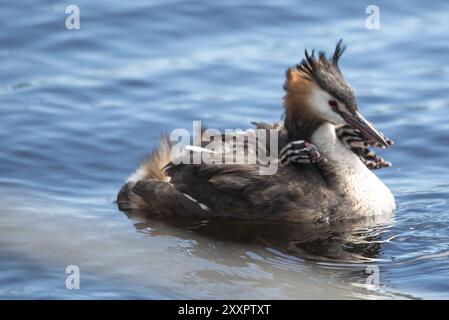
[123,210,395,263]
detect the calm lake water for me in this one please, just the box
[1,0,449,299]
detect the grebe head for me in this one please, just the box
[283,40,388,147]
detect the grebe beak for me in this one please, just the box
[339,110,389,148]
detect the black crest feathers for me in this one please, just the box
[332,39,346,65]
[296,39,346,80]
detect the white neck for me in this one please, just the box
[311,122,396,217]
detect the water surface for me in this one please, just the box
[1,0,449,299]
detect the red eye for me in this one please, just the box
[328,100,338,108]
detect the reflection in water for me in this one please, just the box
[125,210,394,263]
[123,209,396,298]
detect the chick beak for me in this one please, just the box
[339,110,389,148]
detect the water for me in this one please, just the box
[1,0,449,299]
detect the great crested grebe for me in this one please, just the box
[117,40,396,223]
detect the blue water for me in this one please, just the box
[1,0,449,299]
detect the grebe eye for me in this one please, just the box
[328,100,338,108]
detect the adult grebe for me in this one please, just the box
[117,40,395,223]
